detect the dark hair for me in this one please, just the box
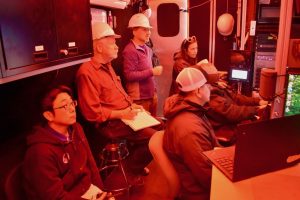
[41,85,74,113]
[180,36,198,64]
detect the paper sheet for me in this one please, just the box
[121,110,160,131]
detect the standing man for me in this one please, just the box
[122,13,163,116]
[23,85,107,200]
[76,22,157,184]
[163,68,220,200]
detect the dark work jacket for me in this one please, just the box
[206,84,260,128]
[23,123,103,200]
[163,94,219,200]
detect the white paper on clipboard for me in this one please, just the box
[121,110,160,131]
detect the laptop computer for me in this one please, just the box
[203,114,300,182]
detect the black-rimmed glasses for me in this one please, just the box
[53,100,77,111]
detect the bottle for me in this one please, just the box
[108,11,113,28]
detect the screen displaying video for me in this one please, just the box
[232,69,248,80]
[284,74,300,116]
[230,69,248,81]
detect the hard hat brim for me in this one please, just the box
[94,34,121,40]
[111,34,121,38]
[128,25,153,29]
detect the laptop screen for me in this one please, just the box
[203,114,300,182]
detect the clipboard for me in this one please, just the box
[121,110,160,131]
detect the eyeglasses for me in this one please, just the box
[53,100,77,111]
[183,36,197,46]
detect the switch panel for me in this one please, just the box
[250,20,256,36]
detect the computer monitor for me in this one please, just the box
[228,50,254,96]
[228,68,249,82]
[284,68,300,116]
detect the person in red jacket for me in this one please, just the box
[196,63,268,145]
[23,85,107,200]
[170,53,268,145]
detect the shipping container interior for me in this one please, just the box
[1,0,300,199]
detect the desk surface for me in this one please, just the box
[210,164,300,200]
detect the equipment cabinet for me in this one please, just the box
[0,0,92,78]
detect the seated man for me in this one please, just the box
[23,85,107,200]
[163,68,220,200]
[76,22,159,183]
[198,63,268,144]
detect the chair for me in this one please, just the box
[148,131,180,199]
[4,162,26,200]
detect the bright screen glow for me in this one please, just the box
[284,74,300,116]
[231,69,248,80]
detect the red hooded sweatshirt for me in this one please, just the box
[163,94,219,200]
[23,123,103,200]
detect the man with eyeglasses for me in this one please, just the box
[122,13,163,116]
[76,22,161,186]
[163,68,220,200]
[23,85,110,200]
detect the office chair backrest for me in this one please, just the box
[4,162,26,200]
[149,131,180,199]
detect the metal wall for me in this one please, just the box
[149,0,188,116]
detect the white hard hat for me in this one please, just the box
[92,22,121,40]
[176,68,207,92]
[217,13,234,36]
[128,13,152,28]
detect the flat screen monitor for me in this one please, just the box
[229,68,249,82]
[284,69,300,116]
[228,50,253,83]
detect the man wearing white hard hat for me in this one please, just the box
[76,22,159,185]
[163,68,220,200]
[122,13,163,116]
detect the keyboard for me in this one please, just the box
[215,155,234,175]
